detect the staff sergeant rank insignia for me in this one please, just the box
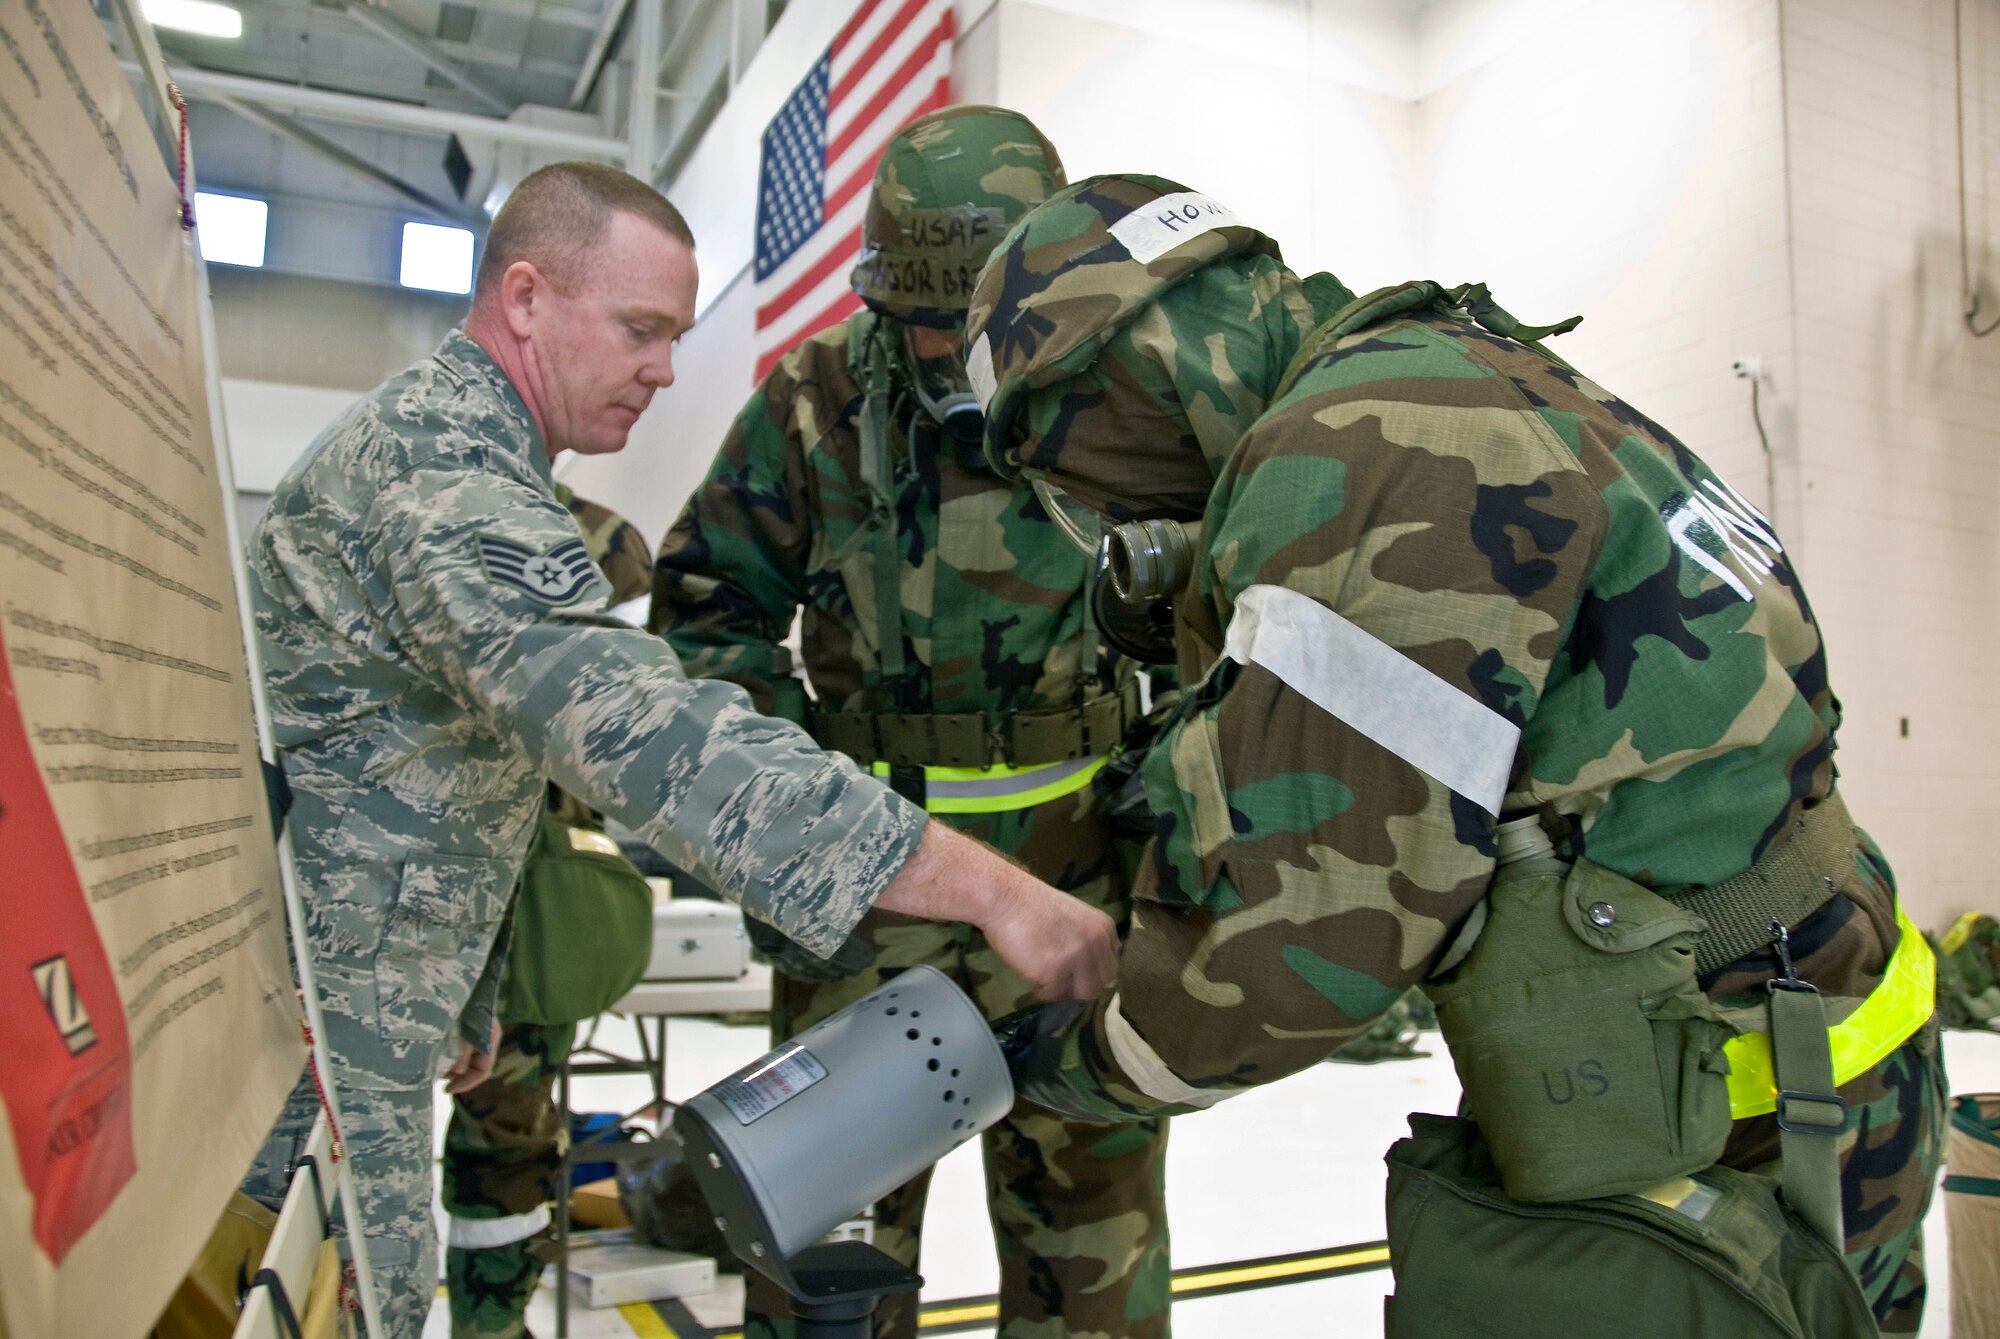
[477,534,597,604]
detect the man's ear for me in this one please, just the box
[499,260,541,339]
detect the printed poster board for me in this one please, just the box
[0,0,306,1333]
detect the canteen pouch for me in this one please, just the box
[501,814,653,1025]
[1423,855,1737,1201]
[1383,1114,1877,1339]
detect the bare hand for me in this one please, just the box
[980,875,1120,1002]
[443,1018,502,1094]
[876,823,1119,1001]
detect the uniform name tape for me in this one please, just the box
[1108,192,1246,265]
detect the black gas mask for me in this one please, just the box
[1032,480,1199,667]
[902,325,984,450]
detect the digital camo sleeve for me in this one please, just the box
[370,453,924,954]
[649,377,814,722]
[1023,324,1611,1120]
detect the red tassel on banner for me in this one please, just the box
[167,81,194,230]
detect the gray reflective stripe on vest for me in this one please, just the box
[871,754,1103,803]
[929,754,1099,801]
[868,754,1109,815]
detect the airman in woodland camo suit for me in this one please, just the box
[967,175,1944,1335]
[651,110,1170,1339]
[239,162,1116,1339]
[440,484,653,1339]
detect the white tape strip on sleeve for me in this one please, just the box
[447,1204,551,1249]
[1221,584,1520,817]
[1104,995,1237,1110]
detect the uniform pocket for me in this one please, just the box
[1427,859,1735,1201]
[374,852,514,1042]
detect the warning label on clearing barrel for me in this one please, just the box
[714,1045,828,1125]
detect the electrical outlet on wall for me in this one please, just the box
[1731,355,1765,380]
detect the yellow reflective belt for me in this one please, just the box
[871,755,1107,815]
[1723,904,1936,1120]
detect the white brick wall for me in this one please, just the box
[1417,0,1796,523]
[1783,0,2000,925]
[574,0,1999,927]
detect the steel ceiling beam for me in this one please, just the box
[212,93,483,225]
[627,0,659,178]
[161,65,629,157]
[567,0,631,109]
[341,5,514,115]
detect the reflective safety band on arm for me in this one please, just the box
[1105,995,1236,1110]
[1723,904,1937,1120]
[870,754,1107,815]
[1221,584,1521,817]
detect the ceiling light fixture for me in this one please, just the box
[142,0,244,39]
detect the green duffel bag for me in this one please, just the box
[500,814,654,1026]
[1384,1113,1877,1339]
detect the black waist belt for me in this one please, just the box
[813,680,1139,769]
[1668,791,1857,977]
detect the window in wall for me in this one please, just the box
[143,0,241,39]
[399,222,475,294]
[193,192,267,267]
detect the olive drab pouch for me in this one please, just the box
[1383,1114,1877,1339]
[1422,853,1738,1201]
[501,814,653,1026]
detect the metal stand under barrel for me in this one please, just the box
[765,1239,921,1339]
[676,1110,920,1338]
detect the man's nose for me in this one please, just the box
[642,350,674,390]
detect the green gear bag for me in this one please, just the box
[500,814,653,1026]
[1383,1114,1877,1339]
[1421,852,1738,1201]
[1931,911,2000,1030]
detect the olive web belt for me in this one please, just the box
[814,680,1138,770]
[1668,791,1857,978]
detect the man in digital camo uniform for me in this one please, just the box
[441,484,653,1339]
[963,176,1944,1332]
[651,110,1171,1339]
[239,162,1117,1339]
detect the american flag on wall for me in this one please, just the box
[750,0,955,384]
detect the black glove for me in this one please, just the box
[990,1001,1119,1123]
[616,1127,737,1265]
[744,915,877,982]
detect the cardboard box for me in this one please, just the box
[568,1178,628,1230]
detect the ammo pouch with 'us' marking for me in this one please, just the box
[1420,834,1737,1201]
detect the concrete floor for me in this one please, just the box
[424,1017,2000,1338]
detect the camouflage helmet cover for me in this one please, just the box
[963,174,1290,516]
[849,104,1067,328]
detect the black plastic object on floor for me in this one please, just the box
[616,1119,736,1265]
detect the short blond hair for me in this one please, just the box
[474,162,694,302]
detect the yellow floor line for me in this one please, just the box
[920,1301,1001,1327]
[1170,1245,1392,1293]
[621,1299,681,1337]
[684,1245,1394,1337]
